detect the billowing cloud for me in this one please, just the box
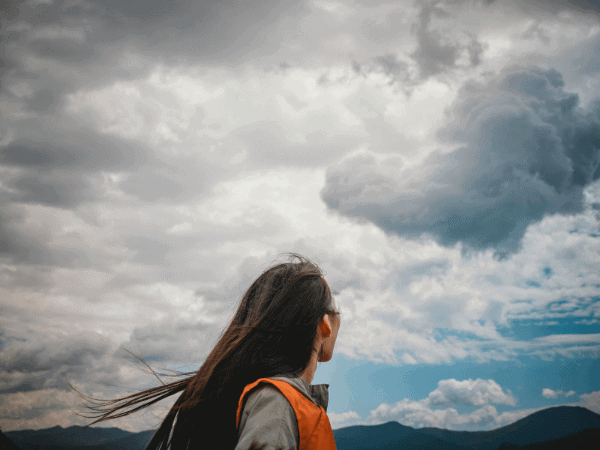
[367,378,532,431]
[426,378,516,407]
[411,1,486,80]
[116,313,222,365]
[542,388,576,398]
[0,329,120,395]
[328,410,361,425]
[580,390,600,413]
[0,0,321,259]
[0,115,150,203]
[508,0,600,15]
[321,66,600,253]
[368,401,538,431]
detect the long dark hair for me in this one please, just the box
[70,253,338,449]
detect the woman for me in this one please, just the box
[72,253,341,450]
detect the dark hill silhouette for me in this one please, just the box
[80,430,156,450]
[5,406,600,450]
[5,425,134,450]
[417,406,600,449]
[333,420,467,450]
[496,427,600,450]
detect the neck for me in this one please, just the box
[299,349,318,384]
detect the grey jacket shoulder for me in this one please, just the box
[235,384,299,450]
[234,375,330,450]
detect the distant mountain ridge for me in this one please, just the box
[417,406,600,449]
[333,421,467,450]
[4,425,155,450]
[5,406,600,450]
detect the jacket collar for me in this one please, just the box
[269,373,330,412]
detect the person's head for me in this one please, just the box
[223,253,340,379]
[72,253,339,450]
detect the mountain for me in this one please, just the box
[81,430,156,450]
[5,425,147,450]
[333,420,467,450]
[1,429,23,450]
[417,406,600,449]
[4,406,599,450]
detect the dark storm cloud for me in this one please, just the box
[372,53,409,85]
[10,173,90,207]
[0,115,149,208]
[118,320,220,366]
[553,33,600,79]
[321,67,600,253]
[0,0,302,97]
[0,0,155,112]
[0,330,113,394]
[563,0,600,11]
[0,206,86,267]
[0,124,142,171]
[362,1,486,85]
[0,112,152,267]
[410,2,486,80]
[498,0,600,14]
[0,0,306,268]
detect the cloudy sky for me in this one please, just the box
[1,0,600,434]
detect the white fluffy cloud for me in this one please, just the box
[366,378,530,431]
[580,390,600,414]
[542,388,576,399]
[362,375,596,433]
[368,402,538,431]
[426,379,516,407]
[328,410,361,425]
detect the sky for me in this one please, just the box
[1,0,600,434]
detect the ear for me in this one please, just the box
[319,315,332,338]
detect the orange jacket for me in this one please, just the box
[236,378,337,450]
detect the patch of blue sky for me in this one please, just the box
[135,347,600,425]
[498,317,600,341]
[0,336,26,348]
[314,353,600,422]
[515,264,598,289]
[568,228,600,237]
[493,264,580,291]
[506,296,600,322]
[516,278,552,289]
